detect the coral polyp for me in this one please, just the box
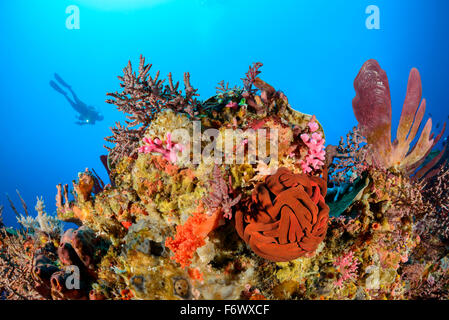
[1,57,448,300]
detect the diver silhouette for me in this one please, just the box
[50,73,104,125]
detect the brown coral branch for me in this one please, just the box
[16,189,29,217]
[242,62,263,93]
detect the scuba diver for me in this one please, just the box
[50,73,104,125]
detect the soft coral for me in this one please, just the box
[165,206,223,268]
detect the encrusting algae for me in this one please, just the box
[1,57,448,300]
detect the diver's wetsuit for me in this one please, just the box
[50,73,104,125]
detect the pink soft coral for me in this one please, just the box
[138,132,184,163]
[308,117,320,132]
[299,116,326,173]
[225,101,239,109]
[333,251,360,288]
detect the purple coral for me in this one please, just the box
[240,63,289,116]
[241,62,264,93]
[202,165,241,219]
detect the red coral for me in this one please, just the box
[166,207,223,268]
[235,168,329,262]
[121,221,132,229]
[188,268,204,282]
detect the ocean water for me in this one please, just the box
[0,0,448,228]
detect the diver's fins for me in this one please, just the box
[49,80,67,95]
[54,73,71,89]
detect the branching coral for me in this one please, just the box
[401,261,449,299]
[105,122,143,165]
[202,165,241,219]
[0,229,44,300]
[327,126,369,184]
[352,59,445,174]
[17,197,63,239]
[241,62,263,94]
[240,62,291,117]
[333,251,360,288]
[105,55,201,164]
[416,164,449,242]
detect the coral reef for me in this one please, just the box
[2,57,448,300]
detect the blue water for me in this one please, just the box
[1,0,448,227]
